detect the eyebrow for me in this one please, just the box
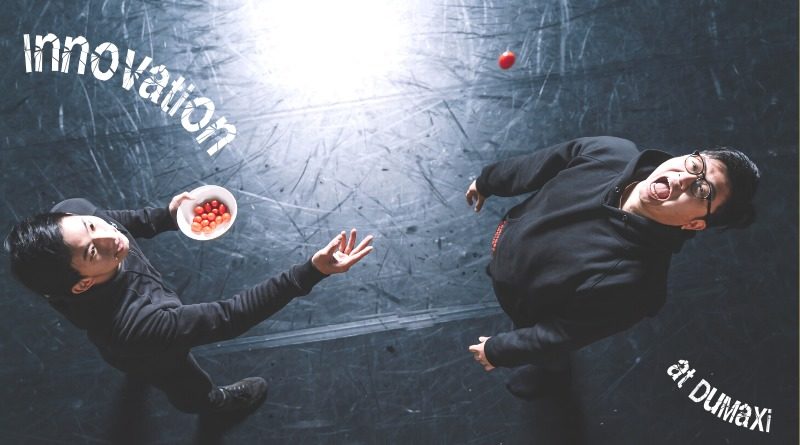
[81,219,92,261]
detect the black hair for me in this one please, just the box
[4,212,81,297]
[702,148,760,229]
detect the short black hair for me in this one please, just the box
[702,148,760,229]
[4,212,81,297]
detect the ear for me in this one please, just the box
[680,219,707,231]
[71,277,95,294]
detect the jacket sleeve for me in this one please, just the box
[102,207,177,239]
[483,288,645,368]
[122,260,327,351]
[475,136,637,198]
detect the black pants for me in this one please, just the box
[129,353,216,414]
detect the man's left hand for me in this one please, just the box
[468,336,495,371]
[169,192,195,224]
[312,229,374,275]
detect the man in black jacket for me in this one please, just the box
[465,136,759,400]
[6,194,373,413]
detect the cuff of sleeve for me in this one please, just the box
[294,259,329,292]
[150,207,178,233]
[484,333,531,368]
[484,336,502,368]
[475,171,493,198]
[164,207,178,230]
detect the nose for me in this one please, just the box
[91,227,118,249]
[676,172,696,192]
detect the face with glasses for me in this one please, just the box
[628,151,730,230]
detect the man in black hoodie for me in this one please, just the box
[6,194,373,413]
[465,136,759,400]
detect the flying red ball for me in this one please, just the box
[498,50,516,70]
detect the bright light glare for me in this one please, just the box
[244,0,408,102]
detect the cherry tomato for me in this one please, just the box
[498,50,516,70]
[188,199,234,235]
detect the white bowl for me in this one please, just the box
[176,185,238,240]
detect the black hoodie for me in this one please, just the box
[48,199,327,375]
[475,136,692,368]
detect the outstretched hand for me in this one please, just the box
[312,229,374,275]
[465,180,486,213]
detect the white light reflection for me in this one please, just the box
[244,0,409,103]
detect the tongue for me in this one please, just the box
[654,182,670,199]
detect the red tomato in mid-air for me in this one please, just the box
[498,50,516,70]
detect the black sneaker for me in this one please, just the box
[208,377,268,413]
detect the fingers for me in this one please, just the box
[170,192,195,211]
[324,233,344,256]
[340,245,373,268]
[465,181,485,213]
[345,228,357,254]
[351,234,374,254]
[478,336,489,343]
[469,344,493,371]
[338,231,347,253]
[474,196,485,212]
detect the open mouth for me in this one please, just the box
[649,177,671,201]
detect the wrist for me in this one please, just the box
[310,255,331,277]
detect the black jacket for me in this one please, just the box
[48,199,327,375]
[475,137,692,368]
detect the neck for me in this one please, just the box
[619,181,640,213]
[93,261,123,286]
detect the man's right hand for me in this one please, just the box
[311,229,374,275]
[465,180,486,212]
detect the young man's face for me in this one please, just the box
[59,215,130,293]
[634,153,731,230]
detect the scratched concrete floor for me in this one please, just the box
[0,0,797,443]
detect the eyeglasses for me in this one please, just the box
[684,151,716,220]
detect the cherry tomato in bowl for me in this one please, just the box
[176,185,238,240]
